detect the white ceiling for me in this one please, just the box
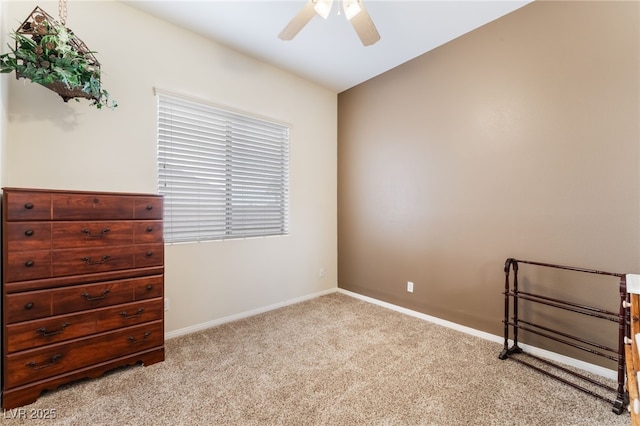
[123,0,532,93]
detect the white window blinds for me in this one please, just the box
[157,91,290,243]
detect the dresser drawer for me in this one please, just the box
[51,276,162,315]
[134,244,164,268]
[52,246,135,277]
[52,222,134,249]
[51,280,137,315]
[134,197,163,220]
[52,194,135,220]
[5,299,164,353]
[4,320,164,388]
[4,191,52,221]
[133,275,164,299]
[6,222,52,252]
[5,275,164,323]
[5,250,52,282]
[134,221,163,244]
[4,290,52,323]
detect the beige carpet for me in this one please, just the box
[3,293,631,425]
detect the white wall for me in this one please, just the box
[0,1,7,184]
[2,0,337,334]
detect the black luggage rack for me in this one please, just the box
[499,258,628,414]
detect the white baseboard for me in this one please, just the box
[338,288,618,381]
[164,287,338,340]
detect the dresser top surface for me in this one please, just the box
[2,188,162,198]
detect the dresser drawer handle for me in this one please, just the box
[25,260,35,267]
[24,203,34,210]
[24,229,34,237]
[82,289,110,301]
[26,354,62,370]
[37,323,70,337]
[120,308,144,319]
[146,251,153,257]
[146,226,153,232]
[82,255,111,265]
[127,331,152,345]
[146,284,153,291]
[25,302,34,310]
[81,228,111,238]
[146,205,153,211]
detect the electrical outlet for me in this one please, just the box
[164,298,170,311]
[407,281,414,293]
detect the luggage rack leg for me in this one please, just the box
[500,258,522,360]
[499,345,522,360]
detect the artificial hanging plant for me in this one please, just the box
[0,5,116,109]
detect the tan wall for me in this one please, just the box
[338,1,639,364]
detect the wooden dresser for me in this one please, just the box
[1,188,165,409]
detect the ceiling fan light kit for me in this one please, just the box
[279,0,380,46]
[342,0,362,20]
[313,0,333,19]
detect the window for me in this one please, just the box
[156,90,290,243]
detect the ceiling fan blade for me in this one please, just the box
[278,1,317,41]
[350,2,380,46]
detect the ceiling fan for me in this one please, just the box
[279,0,381,46]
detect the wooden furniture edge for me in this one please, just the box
[1,347,164,409]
